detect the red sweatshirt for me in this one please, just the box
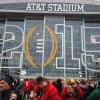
[38,83,60,100]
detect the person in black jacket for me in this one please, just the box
[53,79,62,95]
[0,75,16,100]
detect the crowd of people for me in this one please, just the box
[0,75,100,100]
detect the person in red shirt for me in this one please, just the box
[36,76,60,100]
[62,83,84,100]
[23,79,31,100]
[32,80,38,93]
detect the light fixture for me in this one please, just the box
[88,62,91,65]
[96,55,100,61]
[91,36,96,43]
[36,33,41,36]
[97,57,100,61]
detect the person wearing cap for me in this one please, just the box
[0,75,16,100]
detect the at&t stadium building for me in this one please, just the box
[0,0,100,79]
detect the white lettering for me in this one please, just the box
[26,3,85,12]
[31,3,36,10]
[72,4,77,11]
[63,4,68,11]
[57,4,62,11]
[36,3,41,10]
[77,4,84,11]
[26,3,31,10]
[53,4,58,11]
[41,4,46,11]
[68,4,71,11]
[48,4,53,11]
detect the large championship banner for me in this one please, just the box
[0,2,100,79]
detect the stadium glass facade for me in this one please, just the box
[0,0,100,79]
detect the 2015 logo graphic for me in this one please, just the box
[23,25,58,68]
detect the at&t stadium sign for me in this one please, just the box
[26,3,84,12]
